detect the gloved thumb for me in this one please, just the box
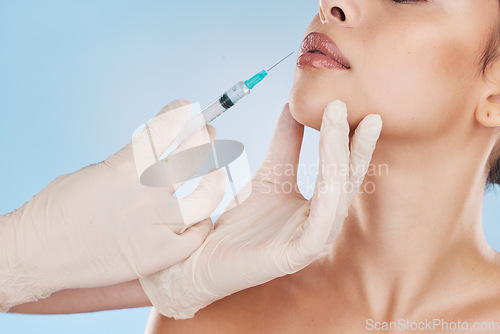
[137,99,192,158]
[106,99,192,169]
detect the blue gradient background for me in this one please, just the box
[1,1,499,333]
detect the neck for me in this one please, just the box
[324,123,499,319]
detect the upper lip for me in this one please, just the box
[299,32,351,69]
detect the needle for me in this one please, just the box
[267,52,295,72]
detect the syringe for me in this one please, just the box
[174,52,294,145]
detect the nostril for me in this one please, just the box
[331,7,346,22]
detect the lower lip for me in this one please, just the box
[297,53,348,70]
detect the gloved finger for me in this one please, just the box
[130,100,193,178]
[147,219,212,274]
[166,218,213,263]
[167,125,217,194]
[347,114,382,205]
[324,113,382,248]
[255,104,305,188]
[284,101,350,266]
[177,168,227,226]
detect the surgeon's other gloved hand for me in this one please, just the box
[139,101,383,319]
[0,99,226,312]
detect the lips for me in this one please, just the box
[297,32,350,70]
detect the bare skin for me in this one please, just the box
[148,0,500,332]
[9,0,500,332]
[8,280,151,314]
[146,261,500,333]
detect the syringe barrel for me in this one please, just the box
[175,81,251,144]
[205,81,250,121]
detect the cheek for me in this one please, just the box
[289,13,487,139]
[357,27,482,140]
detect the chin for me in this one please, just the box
[288,83,330,131]
[289,67,362,131]
[289,96,321,131]
[289,87,372,141]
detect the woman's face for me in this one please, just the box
[290,0,499,141]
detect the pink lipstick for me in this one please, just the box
[297,32,350,70]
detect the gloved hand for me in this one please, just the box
[0,99,227,312]
[139,100,383,319]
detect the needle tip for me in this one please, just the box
[267,51,295,72]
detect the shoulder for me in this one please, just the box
[146,275,299,334]
[449,254,500,325]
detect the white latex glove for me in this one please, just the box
[139,100,383,319]
[0,99,227,312]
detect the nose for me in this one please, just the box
[318,0,361,27]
